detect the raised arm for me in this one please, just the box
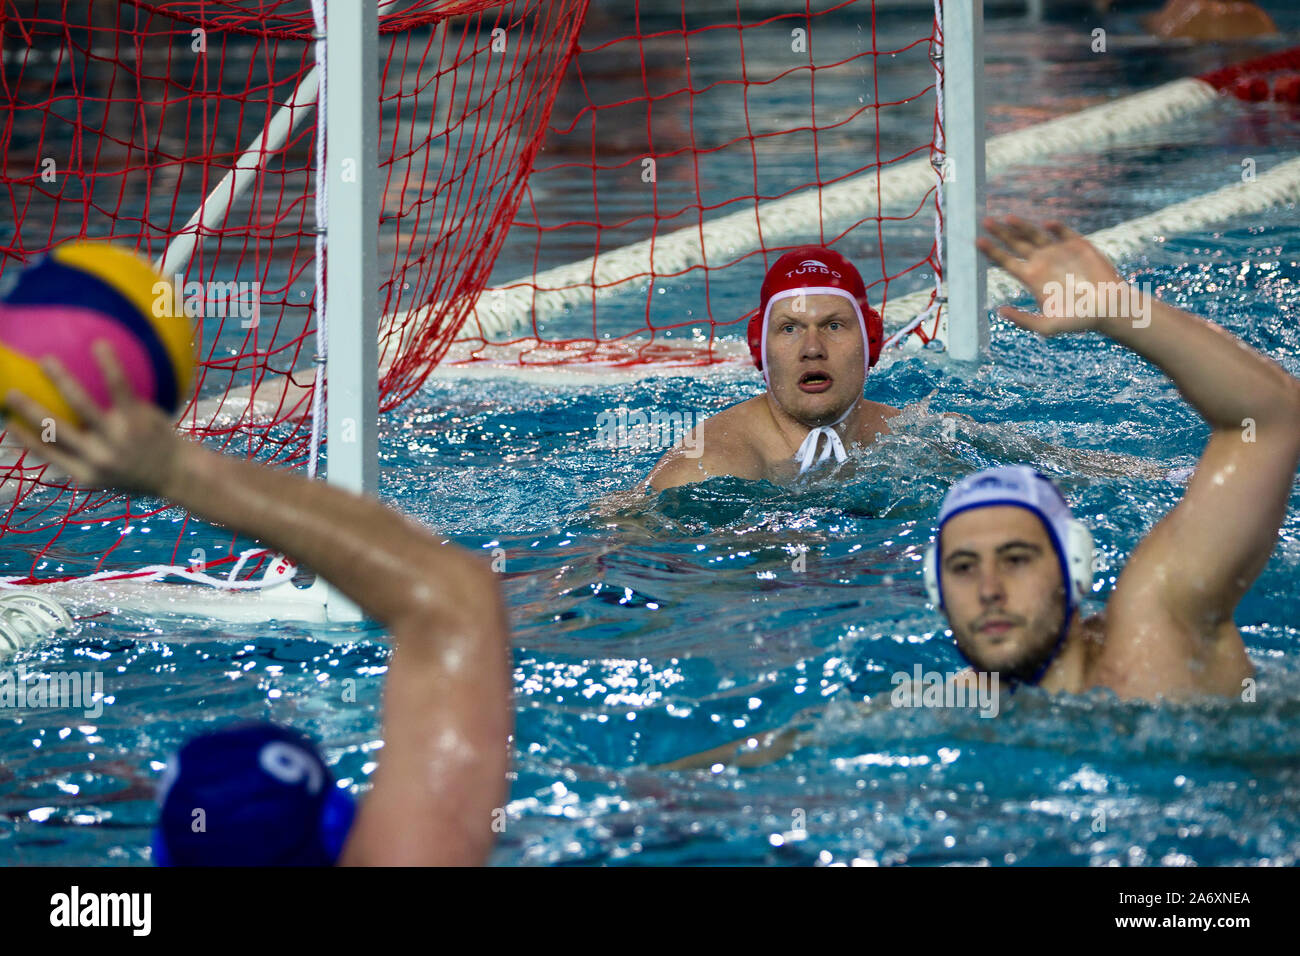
[980,217,1300,694]
[5,343,511,864]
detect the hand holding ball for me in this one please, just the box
[0,242,196,426]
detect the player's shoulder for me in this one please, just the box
[682,397,765,455]
[1084,603,1250,699]
[701,401,769,469]
[702,395,765,430]
[863,398,902,421]
[644,399,766,489]
[851,398,901,442]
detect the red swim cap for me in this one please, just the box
[746,246,883,382]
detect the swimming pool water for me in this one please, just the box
[2,5,1300,866]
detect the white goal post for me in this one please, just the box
[942,0,988,361]
[321,0,380,620]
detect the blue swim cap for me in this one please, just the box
[152,723,356,867]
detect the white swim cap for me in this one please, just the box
[924,465,1094,613]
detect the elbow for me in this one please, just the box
[1274,379,1300,452]
[395,549,506,642]
[1232,376,1300,449]
[1269,371,1300,426]
[1286,379,1300,424]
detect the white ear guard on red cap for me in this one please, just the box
[759,287,872,386]
[923,466,1095,611]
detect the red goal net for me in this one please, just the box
[0,0,943,588]
[448,0,946,371]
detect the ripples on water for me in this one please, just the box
[4,10,1300,865]
[8,207,1296,866]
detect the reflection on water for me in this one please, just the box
[2,7,1300,865]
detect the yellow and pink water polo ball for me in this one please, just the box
[0,242,195,423]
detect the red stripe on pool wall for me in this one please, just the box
[1198,45,1300,92]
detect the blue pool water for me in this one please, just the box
[3,5,1300,865]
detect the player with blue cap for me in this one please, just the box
[153,724,357,867]
[3,341,512,866]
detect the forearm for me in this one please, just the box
[651,703,826,771]
[652,725,803,771]
[164,440,481,627]
[1100,295,1300,431]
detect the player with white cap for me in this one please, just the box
[928,215,1300,698]
[658,213,1300,769]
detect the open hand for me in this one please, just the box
[977,216,1133,335]
[4,340,184,496]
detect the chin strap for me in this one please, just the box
[794,426,847,474]
[793,403,855,475]
[1024,608,1074,686]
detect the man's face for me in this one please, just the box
[765,294,865,426]
[939,506,1069,681]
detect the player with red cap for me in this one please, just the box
[646,245,899,490]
